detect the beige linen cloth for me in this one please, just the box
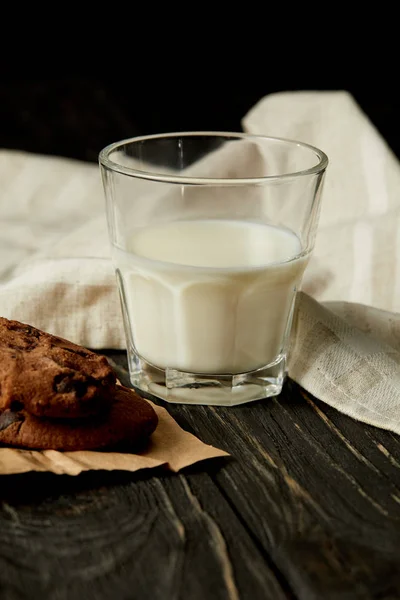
[1,90,400,433]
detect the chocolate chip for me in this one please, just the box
[9,323,40,338]
[0,410,24,432]
[54,374,74,394]
[74,381,89,398]
[53,374,88,398]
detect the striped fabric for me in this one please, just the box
[1,91,400,431]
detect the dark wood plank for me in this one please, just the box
[106,351,400,600]
[0,460,287,599]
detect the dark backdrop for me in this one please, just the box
[1,74,399,163]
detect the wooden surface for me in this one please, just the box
[1,351,400,599]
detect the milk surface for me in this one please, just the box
[114,220,308,374]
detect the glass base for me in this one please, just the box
[128,350,287,407]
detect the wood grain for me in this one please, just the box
[2,350,400,599]
[0,469,287,600]
[106,352,400,599]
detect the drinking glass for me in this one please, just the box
[99,132,328,406]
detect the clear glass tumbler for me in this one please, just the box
[99,132,328,406]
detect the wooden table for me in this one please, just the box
[1,350,400,600]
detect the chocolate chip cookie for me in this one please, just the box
[0,385,158,451]
[0,317,116,418]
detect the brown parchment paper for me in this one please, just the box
[0,401,229,476]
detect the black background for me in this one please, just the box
[1,67,399,163]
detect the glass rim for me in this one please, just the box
[99,131,329,185]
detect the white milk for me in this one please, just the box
[113,220,308,374]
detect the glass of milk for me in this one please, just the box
[99,133,328,406]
